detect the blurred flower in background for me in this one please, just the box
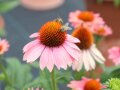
[67,77,105,90]
[69,10,104,29]
[23,18,81,72]
[93,24,112,36]
[108,46,120,65]
[72,26,105,71]
[0,39,9,55]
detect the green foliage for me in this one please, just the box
[110,68,120,78]
[24,68,73,90]
[5,86,16,90]
[0,73,5,81]
[0,0,19,13]
[100,65,120,83]
[5,57,33,90]
[114,0,120,7]
[0,29,6,37]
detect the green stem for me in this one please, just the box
[0,63,11,85]
[51,68,58,90]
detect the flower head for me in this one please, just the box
[93,24,112,36]
[69,10,104,28]
[67,77,104,90]
[108,46,120,65]
[23,18,81,72]
[108,78,120,90]
[0,39,10,55]
[72,26,105,71]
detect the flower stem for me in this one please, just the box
[51,68,58,90]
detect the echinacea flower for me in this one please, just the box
[0,39,9,55]
[23,18,81,72]
[67,77,105,90]
[69,10,104,28]
[93,24,112,36]
[108,78,120,90]
[108,46,120,65]
[72,26,105,71]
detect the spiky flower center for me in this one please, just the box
[39,21,66,47]
[84,80,101,90]
[78,11,94,22]
[0,45,3,51]
[109,78,120,90]
[72,26,94,49]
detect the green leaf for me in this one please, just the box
[24,69,52,90]
[100,65,120,83]
[0,0,19,13]
[0,29,6,37]
[0,73,5,81]
[5,86,16,90]
[5,57,32,90]
[114,0,120,7]
[56,69,73,84]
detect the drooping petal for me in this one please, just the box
[23,39,40,52]
[82,50,90,71]
[46,48,55,72]
[64,41,80,51]
[29,33,40,38]
[66,34,80,43]
[86,50,96,69]
[90,45,105,62]
[63,43,80,60]
[53,46,67,70]
[40,47,49,70]
[23,44,45,63]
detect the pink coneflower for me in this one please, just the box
[93,24,112,36]
[69,10,104,28]
[67,77,105,90]
[23,18,81,72]
[0,39,9,55]
[72,26,105,71]
[108,46,120,65]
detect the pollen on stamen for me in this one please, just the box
[72,26,94,49]
[84,79,101,90]
[39,21,66,47]
[78,11,94,22]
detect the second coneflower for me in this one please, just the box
[72,26,105,71]
[23,18,81,72]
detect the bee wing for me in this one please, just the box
[64,23,72,30]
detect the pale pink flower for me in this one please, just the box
[67,77,105,90]
[0,39,10,55]
[69,10,104,29]
[108,46,120,65]
[23,19,81,72]
[72,26,105,71]
[93,24,112,36]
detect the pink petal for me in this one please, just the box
[64,41,80,51]
[66,34,80,43]
[40,47,49,70]
[29,33,40,38]
[53,46,68,70]
[63,43,80,60]
[23,44,45,63]
[46,48,55,72]
[23,39,40,52]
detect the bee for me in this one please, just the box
[54,18,63,24]
[60,23,72,32]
